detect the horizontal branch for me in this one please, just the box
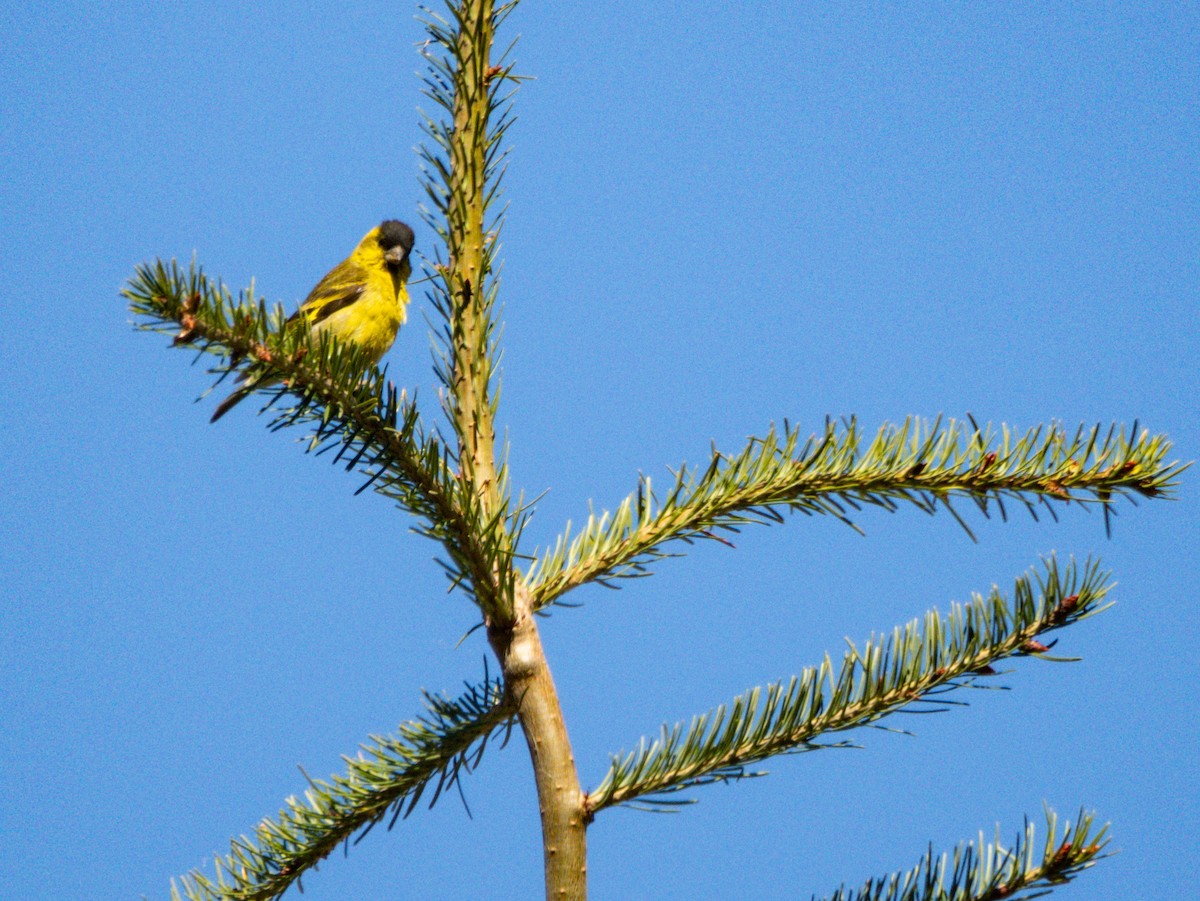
[170,679,514,901]
[814,807,1109,901]
[587,557,1108,814]
[125,260,521,606]
[528,417,1182,610]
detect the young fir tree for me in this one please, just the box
[125,3,1184,899]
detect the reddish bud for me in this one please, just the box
[1046,480,1069,499]
[173,313,199,345]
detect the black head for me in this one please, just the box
[377,220,415,257]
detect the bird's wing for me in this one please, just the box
[288,259,370,326]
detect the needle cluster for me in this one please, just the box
[815,808,1108,901]
[589,557,1107,812]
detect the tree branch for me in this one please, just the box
[813,807,1109,901]
[587,557,1108,814]
[528,418,1182,610]
[124,260,506,602]
[419,0,522,620]
[168,680,513,901]
[419,4,588,898]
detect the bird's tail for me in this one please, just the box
[210,383,255,423]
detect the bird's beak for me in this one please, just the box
[385,246,409,267]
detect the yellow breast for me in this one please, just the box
[314,280,408,364]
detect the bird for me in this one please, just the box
[210,219,415,422]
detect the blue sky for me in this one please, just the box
[2,2,1197,899]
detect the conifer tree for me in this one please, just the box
[125,3,1184,899]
